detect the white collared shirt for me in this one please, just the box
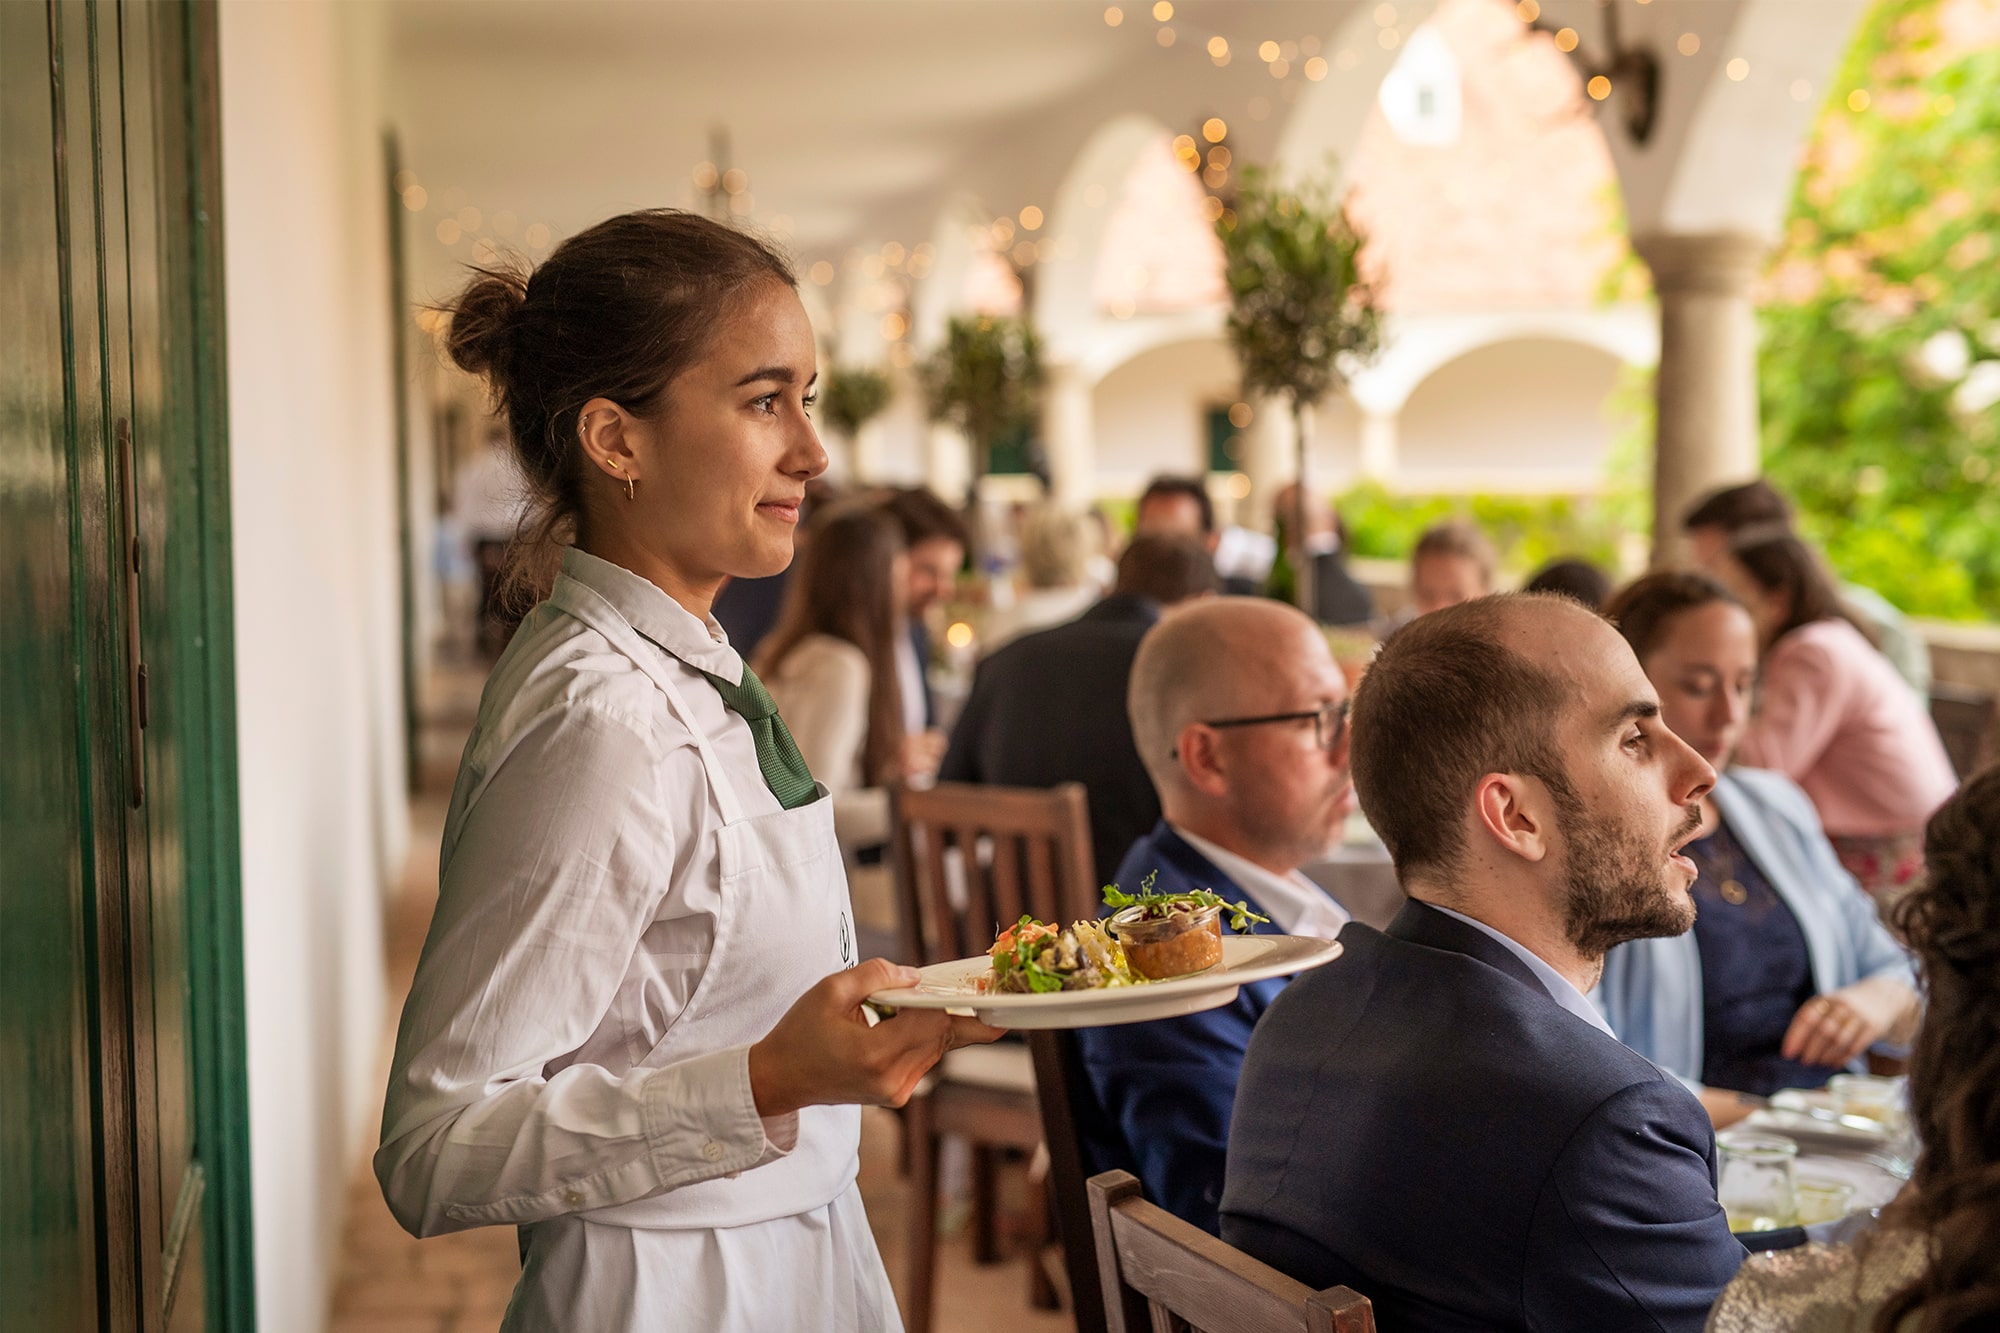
[1426,904,1617,1037]
[380,548,793,1235]
[1169,825,1351,941]
[893,622,928,735]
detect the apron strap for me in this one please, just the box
[548,574,751,826]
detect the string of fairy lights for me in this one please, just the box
[405,0,1881,352]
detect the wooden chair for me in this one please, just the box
[1028,1027,1111,1333]
[1087,1171,1376,1333]
[1930,681,1997,781]
[890,780,1100,1333]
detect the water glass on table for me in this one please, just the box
[1828,1073,1907,1133]
[1718,1131,1800,1233]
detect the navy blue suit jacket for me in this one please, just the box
[1072,823,1293,1235]
[1221,900,1744,1332]
[938,595,1163,889]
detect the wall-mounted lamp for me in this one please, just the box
[1530,0,1660,145]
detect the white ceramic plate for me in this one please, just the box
[867,934,1343,1029]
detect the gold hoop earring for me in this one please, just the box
[606,458,635,501]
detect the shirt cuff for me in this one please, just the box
[639,1045,797,1190]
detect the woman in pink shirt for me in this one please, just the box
[1717,526,1957,897]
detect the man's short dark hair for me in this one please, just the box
[1137,475,1214,534]
[1681,479,1792,534]
[878,486,971,552]
[1523,557,1612,610]
[1115,534,1218,605]
[1349,594,1574,881]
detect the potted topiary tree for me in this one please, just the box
[1218,165,1383,615]
[819,366,893,474]
[920,314,1045,503]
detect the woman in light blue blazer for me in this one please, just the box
[1594,573,1920,1128]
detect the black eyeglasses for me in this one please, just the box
[1173,698,1350,758]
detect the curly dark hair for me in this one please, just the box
[1876,762,2000,1332]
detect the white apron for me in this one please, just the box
[500,575,899,1332]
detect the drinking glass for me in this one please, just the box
[1828,1074,1907,1133]
[1794,1178,1856,1226]
[1718,1131,1799,1232]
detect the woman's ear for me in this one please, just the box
[1471,772,1551,864]
[576,396,638,485]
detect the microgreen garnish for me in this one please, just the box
[1101,870,1269,933]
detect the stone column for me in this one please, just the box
[1238,393,1294,533]
[1359,411,1399,482]
[925,422,972,504]
[1040,362,1095,510]
[1634,232,1767,567]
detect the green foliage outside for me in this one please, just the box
[1218,164,1384,609]
[1336,366,1657,581]
[920,315,1043,490]
[819,366,892,440]
[1216,166,1383,410]
[1341,484,1623,579]
[1756,0,2000,621]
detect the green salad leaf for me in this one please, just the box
[992,914,1068,992]
[1101,870,1270,933]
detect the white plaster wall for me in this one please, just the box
[1089,339,1239,495]
[219,2,402,1328]
[1395,338,1631,491]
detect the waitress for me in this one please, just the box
[376,209,995,1331]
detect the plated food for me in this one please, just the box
[986,876,1270,992]
[987,916,1134,993]
[875,933,1342,1030]
[870,873,1335,1030]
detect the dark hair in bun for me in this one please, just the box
[443,264,528,382]
[437,209,795,609]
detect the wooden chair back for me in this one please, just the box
[1028,1029,1109,1333]
[890,780,1098,967]
[1931,681,1997,782]
[1087,1171,1375,1333]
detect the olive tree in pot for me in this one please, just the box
[819,367,893,475]
[920,314,1045,504]
[1218,165,1383,615]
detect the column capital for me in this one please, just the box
[1632,231,1768,298]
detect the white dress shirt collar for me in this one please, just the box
[561,546,743,682]
[1424,903,1616,1036]
[1168,825,1351,941]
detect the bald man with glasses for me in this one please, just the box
[1071,597,1358,1235]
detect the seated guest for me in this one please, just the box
[758,505,924,859]
[939,534,1217,890]
[1409,518,1496,616]
[1683,479,1931,698]
[877,486,970,748]
[1136,473,1257,594]
[1596,574,1919,1127]
[1268,481,1376,628]
[1716,527,1956,897]
[1524,555,1612,610]
[1709,764,2000,1332]
[977,505,1100,654]
[1224,594,1744,1331]
[1073,597,1357,1235]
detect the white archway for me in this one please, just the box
[1393,336,1635,493]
